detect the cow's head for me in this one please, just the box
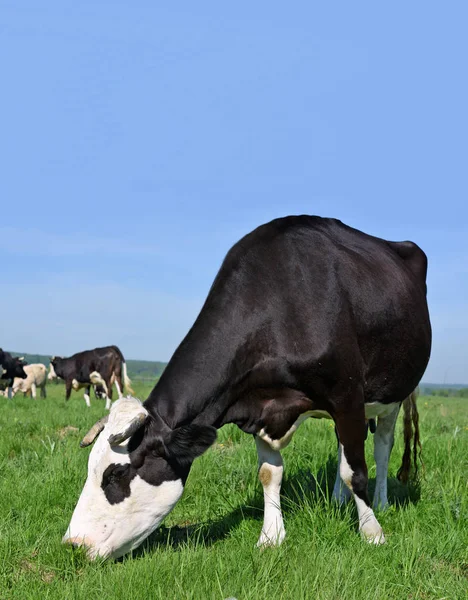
[63,396,216,559]
[48,357,62,380]
[12,357,27,379]
[94,385,107,400]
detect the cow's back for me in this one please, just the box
[204,216,431,406]
[28,364,47,386]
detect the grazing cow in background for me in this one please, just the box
[64,216,431,560]
[49,345,133,409]
[12,363,48,399]
[0,349,27,398]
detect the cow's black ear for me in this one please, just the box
[163,424,217,466]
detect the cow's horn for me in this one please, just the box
[108,412,147,446]
[80,415,109,448]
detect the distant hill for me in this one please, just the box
[5,351,467,392]
[419,383,468,393]
[6,351,167,382]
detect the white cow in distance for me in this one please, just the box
[12,363,48,399]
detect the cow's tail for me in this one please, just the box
[122,361,134,396]
[397,387,423,484]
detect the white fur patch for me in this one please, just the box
[257,410,332,450]
[255,437,285,547]
[89,371,108,394]
[64,475,184,559]
[48,363,57,380]
[64,396,184,558]
[339,444,385,544]
[72,379,87,391]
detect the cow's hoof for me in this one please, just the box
[256,529,285,548]
[360,527,386,545]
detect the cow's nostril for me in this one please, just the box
[63,536,90,550]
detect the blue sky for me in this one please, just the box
[1,2,466,383]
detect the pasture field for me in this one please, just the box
[1,384,467,600]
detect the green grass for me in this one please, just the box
[1,386,467,599]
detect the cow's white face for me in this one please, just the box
[48,362,58,381]
[64,396,216,559]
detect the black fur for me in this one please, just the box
[98,217,432,518]
[101,463,136,504]
[162,425,217,467]
[121,417,216,490]
[0,349,27,386]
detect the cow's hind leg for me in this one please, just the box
[332,442,352,504]
[83,386,91,408]
[114,372,123,398]
[373,403,400,510]
[335,400,385,544]
[41,384,47,398]
[255,436,286,547]
[89,371,111,409]
[104,381,112,410]
[31,382,37,399]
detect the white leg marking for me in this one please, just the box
[255,436,285,548]
[373,404,400,510]
[105,396,112,410]
[31,383,37,400]
[84,393,91,408]
[339,443,385,544]
[115,379,122,398]
[332,443,352,504]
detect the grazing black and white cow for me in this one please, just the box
[0,349,27,398]
[64,216,431,559]
[49,345,133,409]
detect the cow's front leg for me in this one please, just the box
[255,436,285,547]
[335,401,385,544]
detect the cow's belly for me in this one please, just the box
[72,379,87,391]
[257,402,400,451]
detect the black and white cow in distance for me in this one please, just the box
[63,216,431,559]
[49,345,133,410]
[0,349,27,398]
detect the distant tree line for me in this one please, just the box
[421,386,468,398]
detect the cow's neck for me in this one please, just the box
[144,301,260,430]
